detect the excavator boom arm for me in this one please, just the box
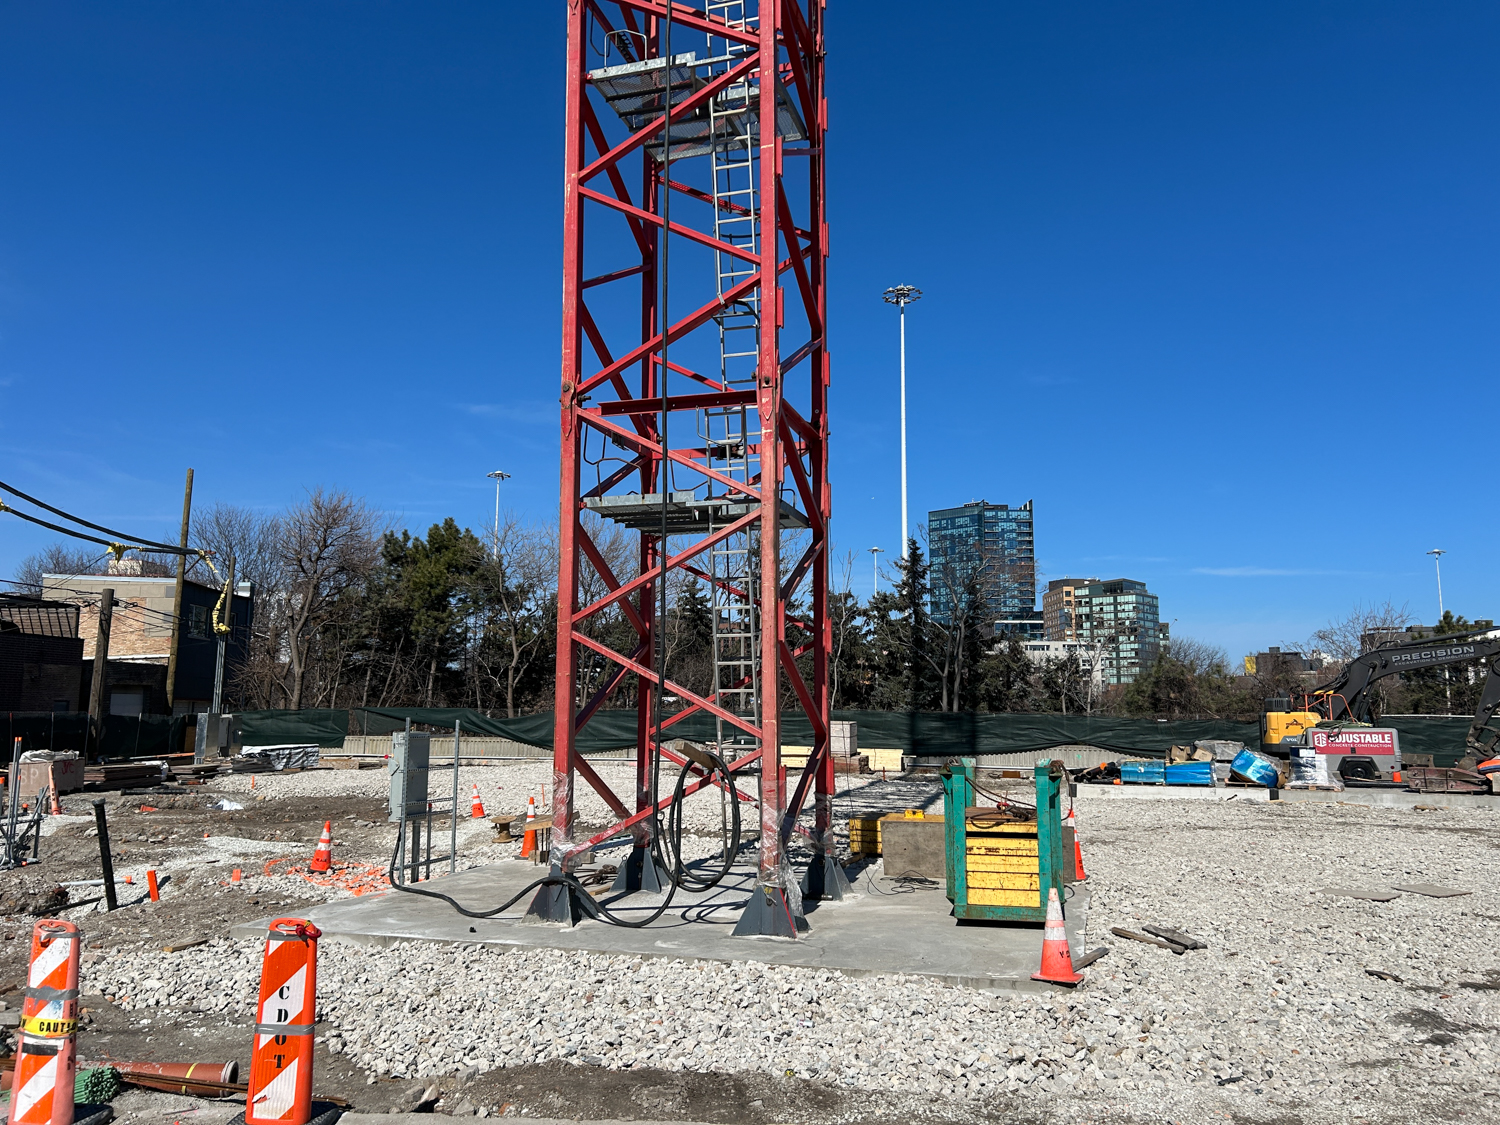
[1311,630,1500,755]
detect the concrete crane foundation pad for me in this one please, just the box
[232,856,1091,995]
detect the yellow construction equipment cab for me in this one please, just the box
[1260,699,1320,754]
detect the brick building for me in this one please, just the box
[0,597,85,712]
[42,573,254,715]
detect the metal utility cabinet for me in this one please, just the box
[388,731,430,823]
[942,758,1071,924]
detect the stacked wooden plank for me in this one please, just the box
[83,762,166,789]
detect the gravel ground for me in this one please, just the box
[64,779,1500,1123]
[210,761,797,837]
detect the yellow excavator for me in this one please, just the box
[1260,628,1500,763]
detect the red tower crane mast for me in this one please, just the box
[531,0,837,936]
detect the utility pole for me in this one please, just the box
[165,468,194,712]
[1427,548,1446,620]
[869,546,884,595]
[486,470,510,560]
[87,588,115,759]
[1427,548,1451,713]
[211,556,236,713]
[883,286,921,559]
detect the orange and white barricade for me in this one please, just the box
[245,918,321,1125]
[9,920,81,1125]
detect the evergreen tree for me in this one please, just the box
[869,539,938,711]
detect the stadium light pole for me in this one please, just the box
[1427,548,1446,620]
[487,470,510,559]
[869,546,884,595]
[883,285,922,559]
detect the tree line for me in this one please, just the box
[10,498,1486,720]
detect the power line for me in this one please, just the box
[0,480,187,553]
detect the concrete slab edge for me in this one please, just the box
[226,920,1071,997]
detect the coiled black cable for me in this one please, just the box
[385,749,743,928]
[661,747,741,891]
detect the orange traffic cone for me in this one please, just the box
[470,784,485,819]
[1031,886,1084,986]
[1066,805,1087,881]
[309,821,332,873]
[520,796,537,859]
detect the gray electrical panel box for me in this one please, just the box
[388,731,431,822]
[194,714,232,763]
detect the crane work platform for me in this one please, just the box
[583,492,810,534]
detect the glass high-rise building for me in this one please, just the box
[927,500,1036,627]
[1043,577,1165,685]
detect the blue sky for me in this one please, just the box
[2,2,1495,662]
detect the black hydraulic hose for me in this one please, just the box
[662,749,741,891]
[386,748,747,927]
[385,818,681,930]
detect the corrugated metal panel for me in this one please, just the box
[339,734,630,761]
[975,744,1152,771]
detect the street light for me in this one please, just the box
[883,285,922,559]
[1427,548,1446,620]
[487,471,510,559]
[868,546,885,595]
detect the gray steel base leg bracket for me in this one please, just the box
[523,864,585,926]
[612,842,671,894]
[733,883,808,938]
[800,847,852,902]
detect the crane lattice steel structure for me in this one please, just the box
[531,0,836,936]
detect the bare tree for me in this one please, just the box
[192,502,285,594]
[472,515,557,717]
[926,550,990,713]
[1299,600,1414,717]
[1305,600,1412,665]
[1168,636,1231,676]
[10,544,108,593]
[278,490,382,710]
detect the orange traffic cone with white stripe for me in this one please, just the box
[1031,887,1083,986]
[520,796,537,859]
[1066,805,1087,881]
[246,918,320,1125]
[309,821,332,874]
[470,784,485,819]
[9,919,81,1125]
